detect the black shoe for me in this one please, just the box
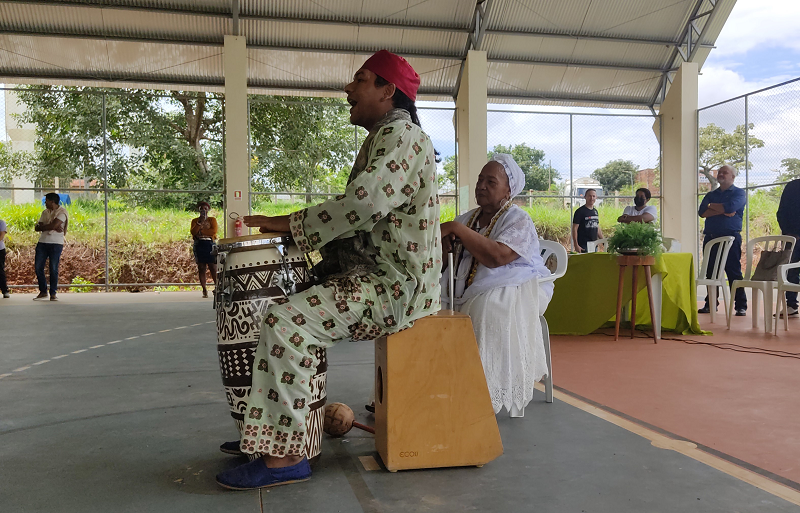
[220,440,244,456]
[735,309,747,317]
[365,403,375,414]
[698,304,718,314]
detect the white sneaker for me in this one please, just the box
[2,292,9,299]
[776,307,799,318]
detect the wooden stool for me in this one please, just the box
[614,255,659,344]
[374,310,503,472]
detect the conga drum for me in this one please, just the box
[214,232,327,462]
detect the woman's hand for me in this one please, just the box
[440,221,462,254]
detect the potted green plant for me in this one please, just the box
[607,222,663,257]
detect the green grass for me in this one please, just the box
[1,192,783,251]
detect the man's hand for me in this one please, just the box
[244,215,290,233]
[618,214,629,223]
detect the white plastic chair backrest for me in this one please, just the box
[662,237,681,253]
[744,235,796,280]
[699,236,735,282]
[778,261,800,285]
[586,238,608,253]
[539,240,568,283]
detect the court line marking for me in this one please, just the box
[537,383,800,506]
[358,455,381,472]
[0,320,215,381]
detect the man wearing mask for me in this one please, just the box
[618,188,657,224]
[698,165,747,316]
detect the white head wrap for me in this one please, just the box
[490,153,525,198]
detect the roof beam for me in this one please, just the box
[0,69,651,107]
[483,29,714,49]
[487,93,652,108]
[0,33,685,78]
[489,57,671,73]
[0,0,715,50]
[0,29,676,74]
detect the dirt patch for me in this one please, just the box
[5,241,199,288]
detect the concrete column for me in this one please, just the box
[455,50,488,213]
[657,62,699,260]
[223,35,249,235]
[4,91,35,204]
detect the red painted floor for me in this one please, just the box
[551,310,800,484]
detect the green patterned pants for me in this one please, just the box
[239,282,381,457]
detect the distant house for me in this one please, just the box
[636,168,660,196]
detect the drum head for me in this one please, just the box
[217,232,292,253]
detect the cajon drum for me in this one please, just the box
[374,310,503,472]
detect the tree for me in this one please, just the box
[778,158,800,181]
[487,143,560,192]
[13,86,224,207]
[249,97,355,202]
[591,159,637,193]
[0,141,33,184]
[698,123,765,189]
[440,154,457,191]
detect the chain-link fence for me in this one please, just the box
[1,85,661,290]
[246,96,458,221]
[697,77,800,261]
[0,86,224,291]
[487,108,662,249]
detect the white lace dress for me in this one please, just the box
[441,205,554,414]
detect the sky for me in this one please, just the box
[421,0,800,190]
[697,0,800,188]
[698,0,800,108]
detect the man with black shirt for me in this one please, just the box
[572,189,603,253]
[777,177,800,317]
[698,165,747,316]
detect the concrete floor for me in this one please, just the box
[2,291,800,512]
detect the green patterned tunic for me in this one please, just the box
[241,109,442,457]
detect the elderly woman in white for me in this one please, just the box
[440,154,553,416]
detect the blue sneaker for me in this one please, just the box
[216,457,311,490]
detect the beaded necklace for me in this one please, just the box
[454,200,513,289]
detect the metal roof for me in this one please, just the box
[0,0,736,109]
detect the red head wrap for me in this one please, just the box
[361,50,420,101]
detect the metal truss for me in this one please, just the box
[651,0,722,108]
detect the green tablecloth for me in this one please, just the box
[544,252,708,336]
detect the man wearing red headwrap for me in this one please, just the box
[216,50,441,490]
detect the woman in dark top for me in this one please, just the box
[571,189,604,252]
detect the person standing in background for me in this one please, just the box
[33,192,68,301]
[0,216,9,298]
[776,178,800,317]
[697,165,747,316]
[190,201,218,299]
[572,189,603,253]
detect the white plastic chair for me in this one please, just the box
[728,236,796,333]
[662,237,682,253]
[509,240,568,417]
[696,236,735,324]
[586,238,609,253]
[774,261,800,335]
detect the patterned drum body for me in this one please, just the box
[215,234,325,462]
